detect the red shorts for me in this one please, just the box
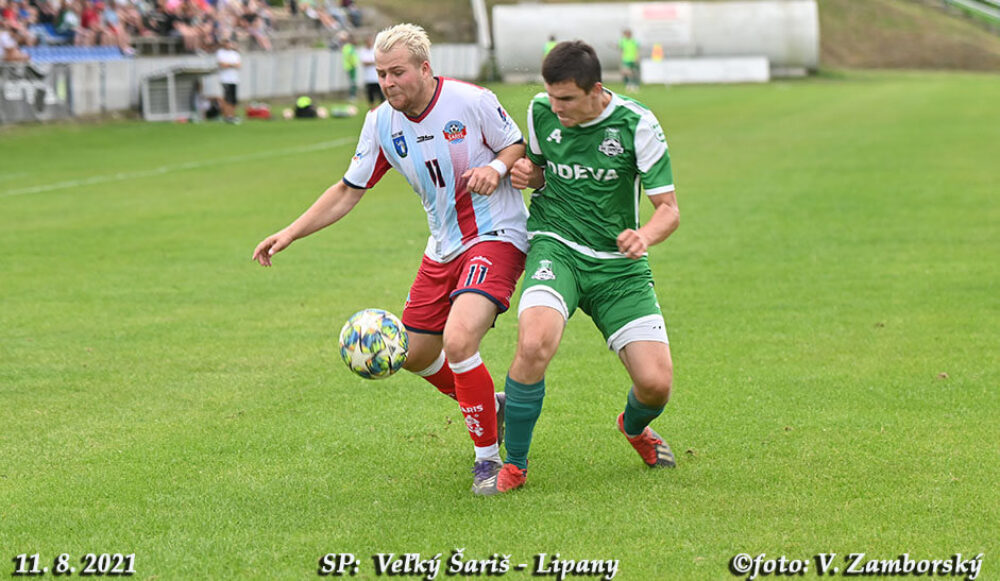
[402,241,526,334]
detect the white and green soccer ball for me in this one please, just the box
[338,309,408,379]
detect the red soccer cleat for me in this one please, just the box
[617,413,676,468]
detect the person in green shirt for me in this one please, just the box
[479,40,680,495]
[544,34,557,56]
[340,32,360,100]
[619,28,640,92]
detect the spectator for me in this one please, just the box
[215,35,240,123]
[323,0,346,30]
[79,0,101,41]
[100,1,135,54]
[3,0,37,46]
[173,0,205,53]
[357,33,381,109]
[544,34,556,56]
[55,1,80,44]
[340,0,358,27]
[238,0,270,51]
[1,17,30,60]
[299,0,337,32]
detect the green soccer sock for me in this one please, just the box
[503,375,545,470]
[622,386,665,437]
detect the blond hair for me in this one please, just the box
[374,23,431,66]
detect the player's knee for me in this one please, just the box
[401,342,440,372]
[441,329,479,363]
[516,329,558,369]
[633,363,673,404]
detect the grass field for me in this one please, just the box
[1,70,998,580]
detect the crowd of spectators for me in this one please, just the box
[1,0,363,61]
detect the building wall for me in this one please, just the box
[493,0,819,79]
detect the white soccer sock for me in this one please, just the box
[411,350,446,377]
[475,444,501,463]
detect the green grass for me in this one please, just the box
[1,71,998,580]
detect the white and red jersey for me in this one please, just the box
[343,77,529,263]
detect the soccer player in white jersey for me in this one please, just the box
[252,23,529,495]
[481,40,681,495]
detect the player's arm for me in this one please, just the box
[252,181,366,266]
[509,157,544,190]
[511,95,547,190]
[617,192,679,259]
[462,141,525,196]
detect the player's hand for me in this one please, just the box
[509,158,536,190]
[462,165,501,196]
[252,231,293,266]
[617,228,649,259]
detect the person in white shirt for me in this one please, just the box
[215,36,241,123]
[253,23,528,496]
[1,20,30,63]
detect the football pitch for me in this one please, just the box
[1,70,997,580]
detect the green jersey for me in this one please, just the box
[619,37,639,63]
[342,43,359,70]
[524,90,675,258]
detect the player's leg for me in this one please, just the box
[586,257,675,468]
[504,303,565,463]
[402,332,454,399]
[617,340,676,467]
[401,256,458,400]
[484,239,579,495]
[442,291,501,454]
[443,242,525,494]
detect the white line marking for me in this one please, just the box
[0,137,356,199]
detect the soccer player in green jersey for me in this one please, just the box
[480,40,680,494]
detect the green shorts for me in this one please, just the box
[519,236,668,351]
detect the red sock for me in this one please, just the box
[450,353,498,447]
[412,351,457,400]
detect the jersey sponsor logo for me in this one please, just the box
[416,134,434,143]
[352,150,364,162]
[497,106,509,125]
[546,128,562,143]
[461,404,485,413]
[531,259,556,281]
[392,135,408,158]
[442,120,467,144]
[599,127,624,157]
[546,160,619,182]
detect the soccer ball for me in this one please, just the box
[338,309,408,379]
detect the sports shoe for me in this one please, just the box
[495,392,506,448]
[617,413,676,468]
[474,462,527,496]
[470,459,503,496]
